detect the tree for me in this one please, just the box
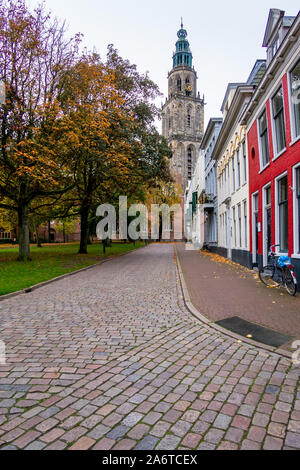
[56,52,134,254]
[0,0,80,260]
[55,218,76,244]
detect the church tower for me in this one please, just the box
[162,22,205,191]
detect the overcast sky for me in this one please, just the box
[28,0,299,130]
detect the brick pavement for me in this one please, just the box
[176,243,300,350]
[0,243,299,450]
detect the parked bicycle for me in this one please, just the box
[259,244,297,296]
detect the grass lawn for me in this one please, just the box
[0,242,145,296]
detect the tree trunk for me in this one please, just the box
[18,204,31,261]
[35,223,42,248]
[79,202,90,254]
[48,220,51,243]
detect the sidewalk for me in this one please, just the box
[176,243,300,351]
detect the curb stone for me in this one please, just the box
[174,244,293,361]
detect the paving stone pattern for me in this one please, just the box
[0,244,299,450]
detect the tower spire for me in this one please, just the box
[173,23,192,68]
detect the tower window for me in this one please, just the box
[188,147,193,180]
[187,112,191,127]
[177,78,182,91]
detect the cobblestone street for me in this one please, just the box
[0,243,299,450]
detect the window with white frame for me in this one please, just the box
[238,204,242,248]
[237,149,241,189]
[242,141,247,184]
[258,110,270,168]
[290,60,300,140]
[232,156,235,193]
[278,175,288,253]
[272,86,286,155]
[226,165,229,197]
[232,206,236,247]
[271,36,279,59]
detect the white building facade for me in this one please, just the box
[212,60,266,267]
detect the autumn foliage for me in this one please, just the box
[0,0,173,260]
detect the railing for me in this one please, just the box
[199,192,215,204]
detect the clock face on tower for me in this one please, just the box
[177,29,187,39]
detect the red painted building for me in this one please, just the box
[242,9,300,282]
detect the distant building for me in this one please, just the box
[162,22,205,191]
[185,151,205,247]
[201,118,223,249]
[185,118,222,248]
[0,227,16,243]
[242,9,300,282]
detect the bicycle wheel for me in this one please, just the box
[282,266,297,296]
[259,265,276,287]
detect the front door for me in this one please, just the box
[263,186,272,266]
[252,193,259,267]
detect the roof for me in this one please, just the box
[200,118,223,150]
[247,60,266,86]
[212,84,254,162]
[262,8,285,47]
[220,83,245,112]
[283,16,296,27]
[242,11,300,125]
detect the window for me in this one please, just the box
[177,78,182,91]
[187,112,191,127]
[238,204,242,248]
[296,167,300,253]
[187,147,192,181]
[237,149,241,189]
[243,200,248,248]
[290,60,300,139]
[227,165,230,196]
[242,142,247,183]
[278,175,288,252]
[232,156,235,193]
[272,87,286,154]
[271,36,279,59]
[259,110,270,168]
[267,186,271,204]
[233,207,236,247]
[0,231,11,239]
